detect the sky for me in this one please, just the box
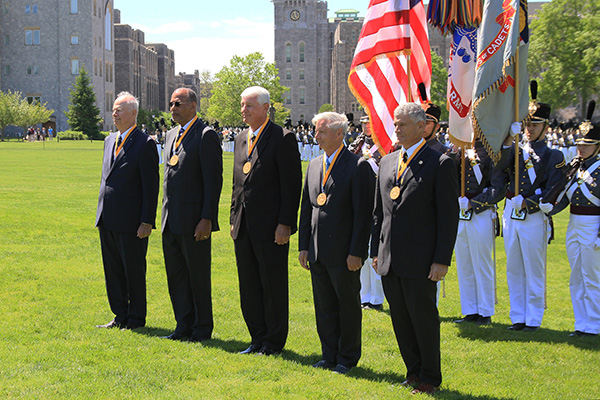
[115,0,368,76]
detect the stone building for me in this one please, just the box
[0,0,115,132]
[147,43,176,112]
[113,21,159,111]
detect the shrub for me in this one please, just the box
[57,130,87,140]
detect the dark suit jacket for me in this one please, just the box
[230,120,302,241]
[298,147,375,266]
[162,119,223,235]
[372,145,459,278]
[95,127,159,232]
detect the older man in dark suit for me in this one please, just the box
[95,91,159,330]
[230,86,302,356]
[161,88,223,342]
[372,102,459,395]
[298,112,375,374]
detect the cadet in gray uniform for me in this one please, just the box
[492,82,565,331]
[454,140,501,325]
[543,101,600,337]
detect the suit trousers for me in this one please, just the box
[566,214,600,334]
[162,225,213,338]
[503,210,547,327]
[310,260,362,367]
[382,272,441,387]
[455,209,496,317]
[98,225,148,326]
[234,215,289,351]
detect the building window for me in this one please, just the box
[3,35,8,45]
[3,5,8,14]
[285,43,291,63]
[94,59,97,75]
[285,70,292,80]
[25,28,41,45]
[3,65,10,75]
[32,5,38,13]
[27,65,39,75]
[110,63,113,82]
[27,96,41,104]
[299,88,305,104]
[299,42,305,62]
[25,5,30,13]
[93,0,97,16]
[285,91,291,105]
[70,0,77,14]
[71,35,78,45]
[71,59,79,75]
[431,46,440,56]
[299,70,305,80]
[105,7,112,51]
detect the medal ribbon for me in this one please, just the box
[247,119,269,159]
[114,126,135,158]
[396,141,426,182]
[322,144,344,190]
[174,115,198,154]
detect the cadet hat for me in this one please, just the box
[360,115,369,123]
[528,80,551,123]
[576,100,600,145]
[417,83,441,123]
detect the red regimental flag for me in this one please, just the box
[348,0,432,154]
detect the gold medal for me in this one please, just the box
[169,154,179,166]
[317,193,327,206]
[390,186,400,200]
[243,161,252,174]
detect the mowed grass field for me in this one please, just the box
[0,140,598,399]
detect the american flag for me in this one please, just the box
[348,0,432,154]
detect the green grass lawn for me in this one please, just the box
[0,140,598,399]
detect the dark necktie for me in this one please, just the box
[326,158,331,171]
[172,126,185,157]
[403,151,408,163]
[111,135,123,166]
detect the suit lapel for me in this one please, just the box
[324,147,348,193]
[399,146,427,195]
[244,121,271,182]
[112,128,137,169]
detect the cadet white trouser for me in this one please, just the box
[360,257,384,305]
[455,209,496,317]
[503,210,547,326]
[566,214,600,334]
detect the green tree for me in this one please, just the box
[198,70,214,121]
[0,90,21,140]
[207,52,288,126]
[65,67,102,139]
[430,51,449,121]
[529,0,600,115]
[318,103,334,113]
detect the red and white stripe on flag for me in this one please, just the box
[348,0,432,154]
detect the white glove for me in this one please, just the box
[458,197,470,211]
[539,201,553,214]
[594,237,600,250]
[511,195,525,213]
[510,122,522,136]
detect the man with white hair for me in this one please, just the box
[372,103,458,394]
[95,92,160,330]
[230,86,302,356]
[298,112,375,374]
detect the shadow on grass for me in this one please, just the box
[446,317,599,351]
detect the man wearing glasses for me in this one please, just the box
[160,88,223,342]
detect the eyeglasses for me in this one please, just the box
[169,101,190,108]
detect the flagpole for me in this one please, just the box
[514,43,520,196]
[407,52,412,102]
[461,148,466,197]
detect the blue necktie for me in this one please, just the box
[172,126,184,157]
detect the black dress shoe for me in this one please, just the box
[257,346,281,356]
[332,364,351,374]
[312,360,336,369]
[188,335,210,343]
[476,316,492,325]
[507,323,526,331]
[160,332,188,341]
[454,314,480,323]
[523,325,539,332]
[400,374,421,388]
[239,344,262,354]
[411,382,437,395]
[96,320,123,329]
[569,330,584,337]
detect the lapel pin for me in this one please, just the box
[419,160,423,165]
